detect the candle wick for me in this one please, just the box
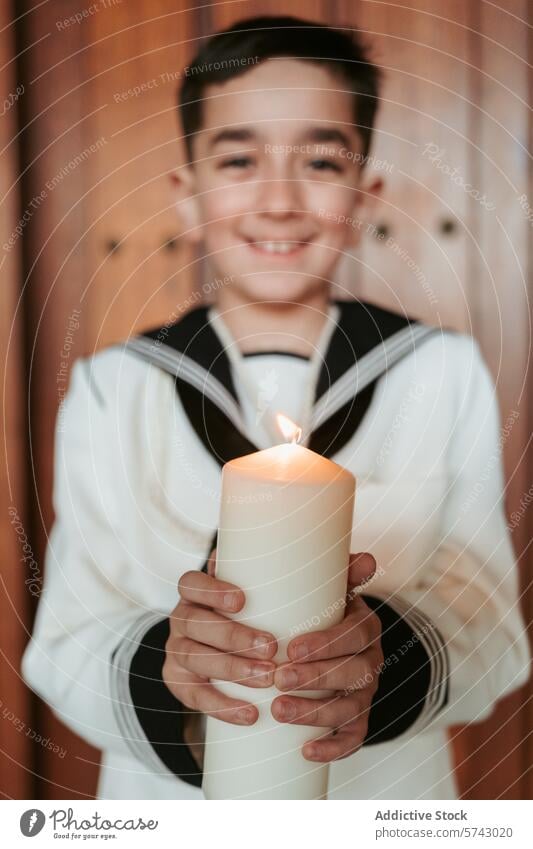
[291,427,302,445]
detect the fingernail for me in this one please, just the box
[251,664,274,683]
[279,668,299,689]
[277,700,296,720]
[292,642,308,660]
[253,635,272,656]
[304,745,319,760]
[237,707,255,724]
[223,592,238,609]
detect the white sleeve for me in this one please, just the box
[377,338,530,737]
[21,358,164,769]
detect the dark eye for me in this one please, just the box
[220,156,254,169]
[309,159,343,173]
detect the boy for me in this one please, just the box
[22,16,529,800]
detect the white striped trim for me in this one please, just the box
[125,324,439,446]
[383,594,449,733]
[110,612,174,776]
[311,324,438,430]
[123,337,249,437]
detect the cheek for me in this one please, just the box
[199,188,255,254]
[198,180,255,225]
[307,183,360,241]
[308,181,357,216]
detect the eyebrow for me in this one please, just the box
[207,125,354,150]
[299,128,353,148]
[208,128,257,148]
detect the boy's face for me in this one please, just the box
[175,59,378,304]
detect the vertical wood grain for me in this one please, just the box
[451,0,531,800]
[9,0,532,801]
[83,1,198,351]
[17,0,102,799]
[0,0,32,801]
[526,0,533,799]
[334,0,531,800]
[334,0,471,329]
[16,0,208,800]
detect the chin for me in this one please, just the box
[235,273,326,305]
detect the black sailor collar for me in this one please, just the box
[125,299,437,467]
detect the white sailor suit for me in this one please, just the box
[22,298,530,799]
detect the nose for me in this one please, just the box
[256,169,304,219]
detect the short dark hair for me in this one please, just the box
[178,15,380,164]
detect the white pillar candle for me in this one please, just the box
[202,415,356,800]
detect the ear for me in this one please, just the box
[346,175,384,248]
[170,166,203,245]
[361,175,384,216]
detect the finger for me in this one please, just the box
[178,569,244,612]
[194,682,259,725]
[174,601,277,659]
[274,652,376,693]
[348,552,377,588]
[302,727,365,762]
[165,666,258,725]
[207,548,217,577]
[287,598,381,662]
[271,691,362,727]
[172,636,275,687]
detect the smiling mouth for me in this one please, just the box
[244,238,313,256]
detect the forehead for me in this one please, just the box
[197,58,356,137]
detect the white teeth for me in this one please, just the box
[255,241,300,254]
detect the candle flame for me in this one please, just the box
[276,413,302,444]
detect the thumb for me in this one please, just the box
[347,551,377,588]
[207,548,217,577]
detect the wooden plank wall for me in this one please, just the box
[4,0,531,799]
[0,0,32,801]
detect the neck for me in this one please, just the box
[212,286,332,356]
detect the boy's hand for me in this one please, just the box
[163,549,278,726]
[163,549,382,763]
[271,552,383,763]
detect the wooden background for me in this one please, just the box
[1,0,531,799]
